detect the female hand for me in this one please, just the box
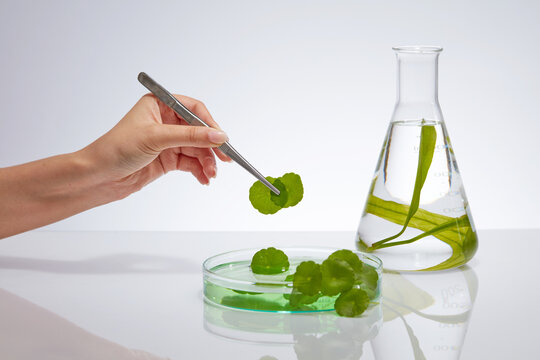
[82,94,231,200]
[0,94,230,239]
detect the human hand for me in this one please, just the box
[81,94,231,200]
[0,93,232,239]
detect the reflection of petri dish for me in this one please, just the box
[203,300,383,345]
[203,247,382,313]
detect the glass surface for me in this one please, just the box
[203,247,382,312]
[3,230,536,359]
[356,46,478,271]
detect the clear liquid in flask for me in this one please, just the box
[356,119,477,271]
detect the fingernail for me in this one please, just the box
[208,130,228,144]
[212,166,217,178]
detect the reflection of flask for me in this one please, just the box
[356,46,478,271]
[203,301,382,359]
[371,267,478,360]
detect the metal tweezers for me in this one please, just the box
[138,72,280,195]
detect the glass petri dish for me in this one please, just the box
[203,247,382,313]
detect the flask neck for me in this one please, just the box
[395,51,440,105]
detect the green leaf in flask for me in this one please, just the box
[361,195,478,270]
[372,124,437,248]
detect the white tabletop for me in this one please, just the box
[0,230,537,359]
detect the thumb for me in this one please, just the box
[152,124,228,150]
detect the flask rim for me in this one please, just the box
[392,45,443,54]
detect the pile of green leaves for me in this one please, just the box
[250,248,379,317]
[249,173,303,214]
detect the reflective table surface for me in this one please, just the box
[0,230,537,359]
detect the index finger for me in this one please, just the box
[173,94,232,162]
[172,94,223,131]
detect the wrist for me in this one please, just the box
[75,143,140,204]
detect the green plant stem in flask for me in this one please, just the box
[356,46,478,271]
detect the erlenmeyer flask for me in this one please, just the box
[356,46,478,271]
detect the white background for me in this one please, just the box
[0,0,538,231]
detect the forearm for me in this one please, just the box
[0,150,117,239]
